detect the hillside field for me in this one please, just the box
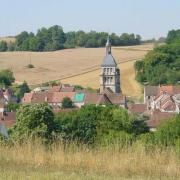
[0,44,154,98]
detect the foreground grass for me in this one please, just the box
[0,142,179,180]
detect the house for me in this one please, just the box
[22,88,127,109]
[0,88,17,104]
[146,111,174,131]
[129,85,180,131]
[144,85,180,113]
[0,112,16,128]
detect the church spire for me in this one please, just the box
[106,35,111,54]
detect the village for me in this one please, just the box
[0,37,180,132]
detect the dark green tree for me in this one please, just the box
[12,81,30,101]
[0,69,15,87]
[62,97,73,108]
[0,41,8,51]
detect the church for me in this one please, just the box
[22,36,126,110]
[100,36,121,93]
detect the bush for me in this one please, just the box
[62,97,73,109]
[155,115,180,146]
[55,105,149,145]
[99,130,134,148]
[26,64,35,69]
[10,103,56,142]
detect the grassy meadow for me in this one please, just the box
[0,44,154,98]
[0,141,179,180]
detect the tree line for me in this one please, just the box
[135,29,180,85]
[0,25,141,52]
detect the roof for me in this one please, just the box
[60,86,75,92]
[146,111,174,128]
[129,104,147,114]
[52,92,75,103]
[97,94,112,104]
[49,86,61,92]
[0,103,5,108]
[159,86,174,95]
[144,86,159,96]
[101,87,114,95]
[22,91,126,106]
[84,92,126,105]
[84,93,101,104]
[106,93,126,105]
[145,85,180,97]
[0,112,16,128]
[74,93,85,102]
[101,54,117,67]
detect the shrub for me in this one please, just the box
[26,64,35,68]
[62,97,73,109]
[155,115,180,146]
[10,103,56,143]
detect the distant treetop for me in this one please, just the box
[0,25,142,52]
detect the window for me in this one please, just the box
[110,68,112,74]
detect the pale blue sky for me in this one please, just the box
[0,0,180,39]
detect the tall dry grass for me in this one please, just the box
[0,141,179,179]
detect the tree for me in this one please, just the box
[0,41,8,52]
[62,97,73,108]
[6,102,20,112]
[10,103,55,142]
[155,115,180,146]
[166,29,180,44]
[55,105,101,144]
[0,69,15,87]
[12,81,30,101]
[135,33,180,85]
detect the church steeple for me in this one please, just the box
[106,35,111,54]
[100,35,121,94]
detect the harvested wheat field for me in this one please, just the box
[0,44,154,98]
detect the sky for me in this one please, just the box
[0,0,180,39]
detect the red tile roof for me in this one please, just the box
[0,112,16,128]
[49,86,62,92]
[147,111,174,128]
[60,87,75,92]
[52,92,76,103]
[129,104,147,114]
[0,103,5,108]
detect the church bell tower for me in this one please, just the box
[100,36,121,93]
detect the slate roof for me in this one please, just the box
[101,54,117,67]
[144,86,159,96]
